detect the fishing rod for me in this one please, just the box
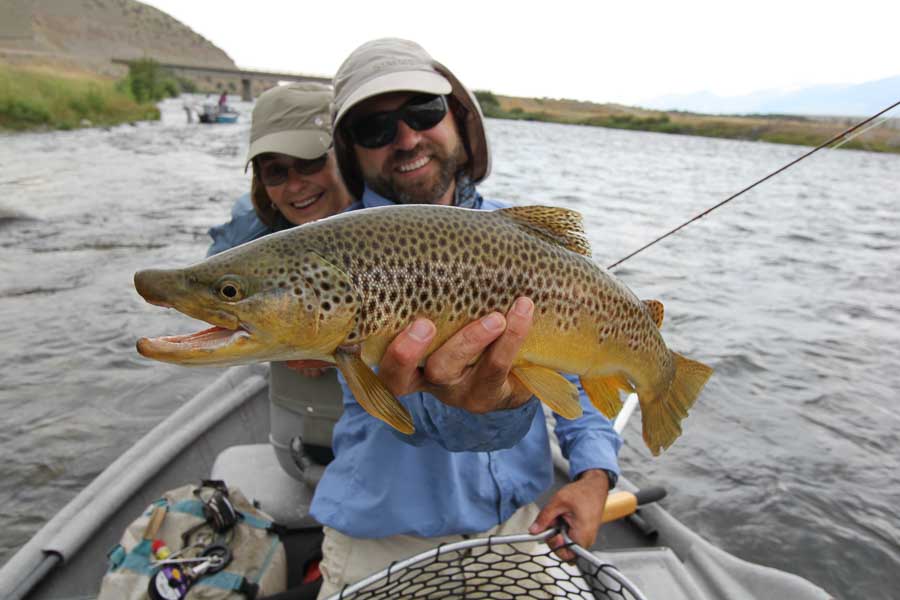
[607,98,900,270]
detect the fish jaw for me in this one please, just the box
[136,325,280,366]
[134,300,336,366]
[133,253,358,367]
[134,268,260,365]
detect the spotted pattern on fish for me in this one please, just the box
[233,207,639,366]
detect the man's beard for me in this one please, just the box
[368,139,467,205]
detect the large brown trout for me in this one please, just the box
[134,205,712,454]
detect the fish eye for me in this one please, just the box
[215,278,244,302]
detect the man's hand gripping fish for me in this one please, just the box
[134,205,713,455]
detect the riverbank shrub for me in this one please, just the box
[117,59,181,103]
[0,64,160,131]
[474,89,503,118]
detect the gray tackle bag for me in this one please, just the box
[99,480,287,600]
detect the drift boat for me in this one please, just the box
[0,364,833,599]
[197,103,239,124]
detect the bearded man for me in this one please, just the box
[311,38,622,599]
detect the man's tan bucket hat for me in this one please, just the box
[332,38,491,198]
[245,81,333,168]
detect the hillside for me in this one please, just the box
[0,0,236,77]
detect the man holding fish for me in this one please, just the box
[135,38,712,598]
[314,38,623,596]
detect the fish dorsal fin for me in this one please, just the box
[643,299,664,328]
[496,206,592,256]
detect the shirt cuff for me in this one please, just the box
[425,395,540,452]
[567,435,621,485]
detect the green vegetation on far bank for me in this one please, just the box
[0,63,161,131]
[474,90,900,154]
[117,58,196,103]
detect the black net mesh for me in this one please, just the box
[326,531,646,600]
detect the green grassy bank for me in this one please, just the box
[0,64,160,131]
[475,91,900,154]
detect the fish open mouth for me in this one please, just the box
[136,325,253,363]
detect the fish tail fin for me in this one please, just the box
[641,351,713,456]
[580,374,635,419]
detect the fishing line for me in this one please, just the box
[607,98,900,270]
[829,115,894,150]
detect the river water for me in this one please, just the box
[2,97,898,599]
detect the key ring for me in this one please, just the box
[199,544,232,575]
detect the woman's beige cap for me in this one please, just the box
[246,81,333,168]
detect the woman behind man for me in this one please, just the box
[208,82,352,380]
[207,81,352,257]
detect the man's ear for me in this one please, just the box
[447,96,472,166]
[448,95,469,123]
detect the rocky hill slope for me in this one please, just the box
[0,0,236,76]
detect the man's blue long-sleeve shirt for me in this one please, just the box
[307,187,622,538]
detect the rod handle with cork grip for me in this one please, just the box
[601,486,667,524]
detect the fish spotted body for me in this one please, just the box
[135,205,712,454]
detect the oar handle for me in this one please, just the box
[142,505,168,541]
[601,486,667,524]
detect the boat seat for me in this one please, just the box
[594,548,710,600]
[268,362,344,481]
[211,443,316,528]
[210,363,344,527]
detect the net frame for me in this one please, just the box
[324,526,648,600]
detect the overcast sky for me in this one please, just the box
[142,0,899,106]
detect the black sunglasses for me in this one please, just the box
[349,94,449,149]
[256,154,328,187]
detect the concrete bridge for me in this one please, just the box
[112,59,330,100]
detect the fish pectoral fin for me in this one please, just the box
[581,374,634,418]
[333,350,414,435]
[512,365,583,420]
[642,299,665,329]
[640,351,713,456]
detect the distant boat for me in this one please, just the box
[197,103,239,124]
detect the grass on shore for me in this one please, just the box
[475,91,900,154]
[0,64,160,131]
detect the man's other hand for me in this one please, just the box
[528,469,611,562]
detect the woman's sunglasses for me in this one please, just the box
[349,94,449,149]
[256,154,328,187]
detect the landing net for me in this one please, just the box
[325,528,648,600]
